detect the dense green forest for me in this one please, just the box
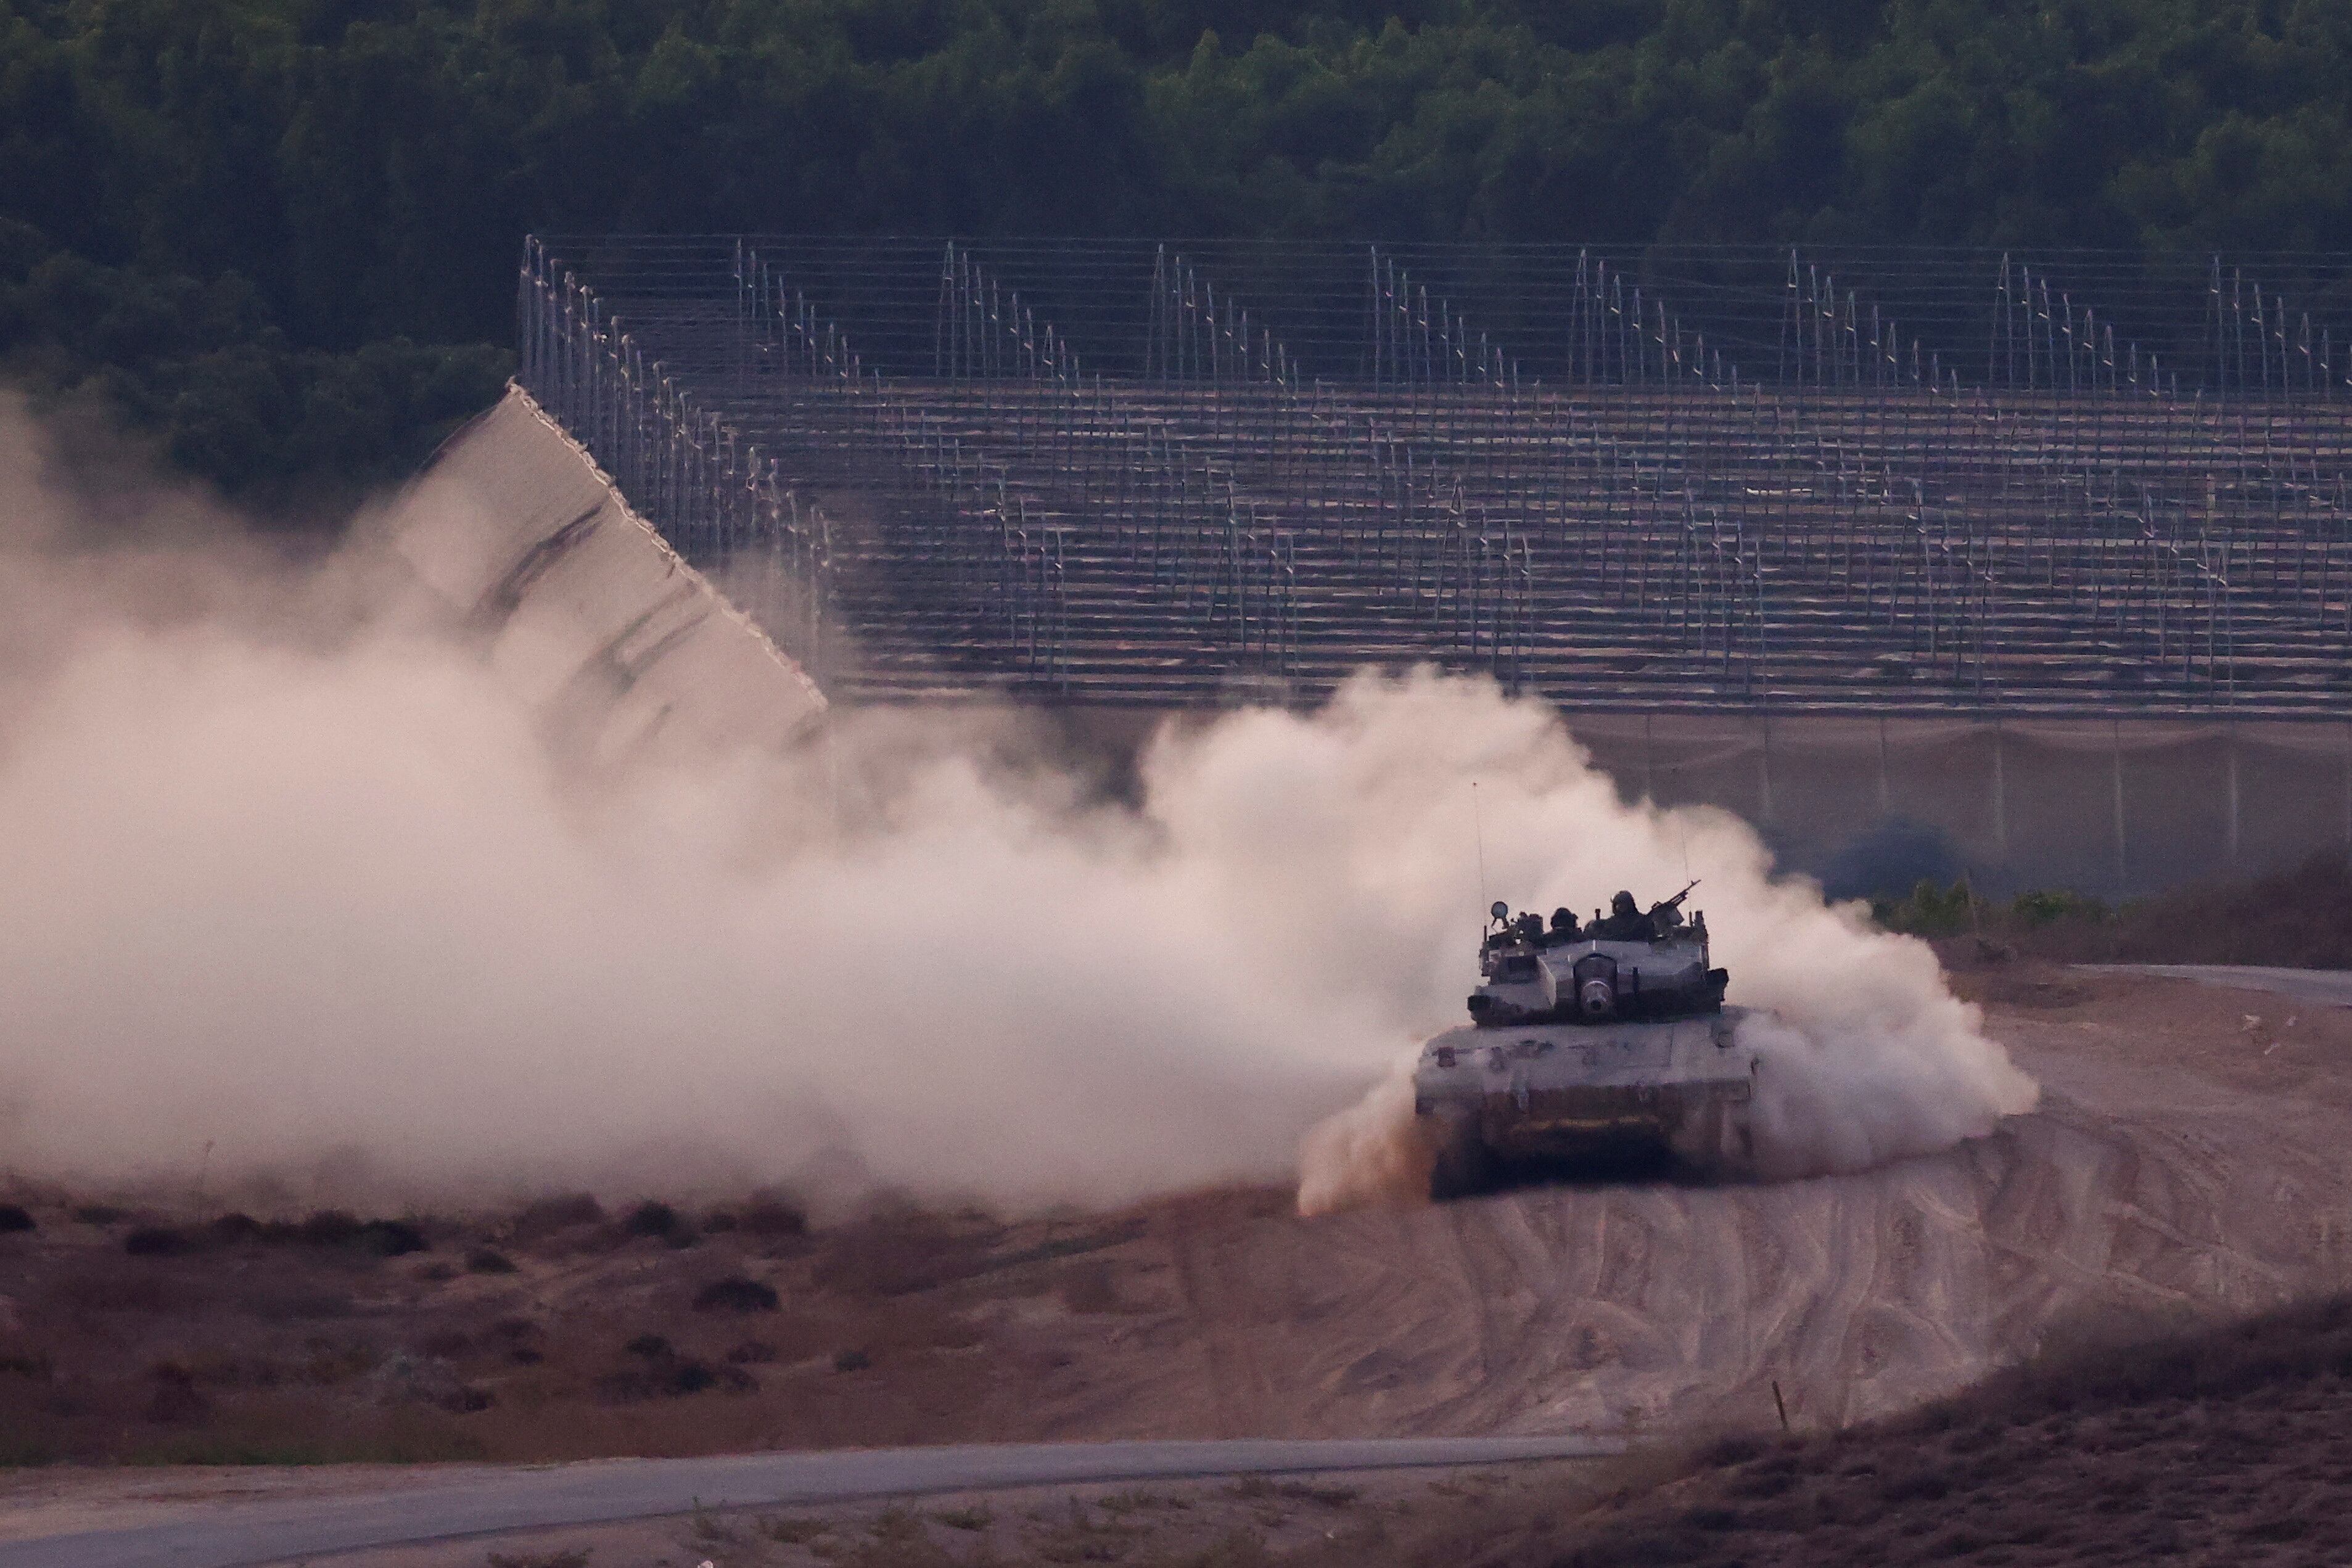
[6,0,2352,496]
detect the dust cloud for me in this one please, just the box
[0,401,2034,1217]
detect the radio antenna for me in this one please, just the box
[1472,781,1488,911]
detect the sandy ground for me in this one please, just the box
[1190,964,2352,1437]
[6,964,2352,1553]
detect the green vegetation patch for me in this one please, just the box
[10,0,2352,497]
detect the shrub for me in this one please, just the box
[490,1316,544,1365]
[694,1276,780,1313]
[934,1506,994,1532]
[0,1205,35,1234]
[465,1247,517,1274]
[516,1194,603,1233]
[72,1205,124,1226]
[1695,1435,1767,1468]
[124,1226,189,1257]
[355,1220,428,1257]
[658,1363,710,1401]
[834,1348,872,1373]
[1872,878,1984,937]
[263,1211,427,1256]
[207,1213,265,1244]
[738,1199,808,1238]
[623,1334,673,1360]
[2012,888,2108,926]
[297,1210,363,1246]
[623,1201,680,1239]
[145,1362,211,1424]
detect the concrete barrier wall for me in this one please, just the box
[384,386,826,766]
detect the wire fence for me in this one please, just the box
[516,235,2352,714]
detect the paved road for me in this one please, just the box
[7,1435,1624,1568]
[2076,964,2352,1009]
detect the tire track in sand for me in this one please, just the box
[1155,980,2352,1437]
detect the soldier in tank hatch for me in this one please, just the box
[1593,890,1656,941]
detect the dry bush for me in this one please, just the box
[0,1205,36,1234]
[694,1276,780,1313]
[761,1514,832,1545]
[1137,1528,1275,1568]
[124,1210,425,1260]
[508,1194,604,1250]
[1027,1499,1148,1564]
[738,1196,809,1238]
[1058,1261,1124,1315]
[0,1349,55,1379]
[816,1506,969,1568]
[623,1201,685,1241]
[932,1504,993,1532]
[591,1333,757,1403]
[123,1225,189,1257]
[812,1215,1003,1297]
[144,1361,212,1425]
[1464,1293,2352,1568]
[1952,850,2352,969]
[518,1193,603,1228]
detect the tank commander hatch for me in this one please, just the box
[1539,907,1581,946]
[1592,889,1656,941]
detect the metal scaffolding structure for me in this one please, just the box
[517,235,2352,714]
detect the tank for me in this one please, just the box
[1413,885,1764,1199]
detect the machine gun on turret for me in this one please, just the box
[1649,879,1700,929]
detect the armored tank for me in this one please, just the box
[1413,885,1763,1199]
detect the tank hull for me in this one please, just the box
[1413,1008,1763,1197]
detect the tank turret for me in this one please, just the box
[1466,884,1727,1028]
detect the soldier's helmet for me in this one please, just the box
[1611,890,1638,918]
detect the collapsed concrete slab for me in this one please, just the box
[383,385,825,768]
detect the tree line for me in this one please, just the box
[5,0,2348,496]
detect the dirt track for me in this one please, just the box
[1145,966,2352,1438]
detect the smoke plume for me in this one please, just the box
[0,401,2034,1215]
